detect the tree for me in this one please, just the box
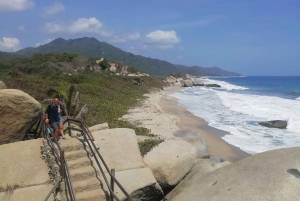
[99,59,110,70]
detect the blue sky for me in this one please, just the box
[0,0,299,76]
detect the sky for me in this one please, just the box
[0,0,299,76]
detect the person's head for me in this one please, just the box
[53,98,59,106]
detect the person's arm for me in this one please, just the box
[45,105,50,123]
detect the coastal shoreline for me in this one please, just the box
[160,86,250,162]
[121,85,250,163]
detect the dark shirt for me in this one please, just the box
[46,104,59,123]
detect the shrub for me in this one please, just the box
[138,138,164,156]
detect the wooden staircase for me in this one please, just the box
[60,137,108,201]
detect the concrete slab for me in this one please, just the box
[0,139,49,187]
[0,184,53,201]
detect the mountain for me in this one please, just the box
[13,37,242,76]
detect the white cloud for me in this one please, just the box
[127,32,140,41]
[45,17,112,37]
[0,0,34,12]
[44,2,65,15]
[0,37,21,52]
[35,39,54,47]
[146,30,180,49]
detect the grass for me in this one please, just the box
[138,138,165,156]
[0,71,166,136]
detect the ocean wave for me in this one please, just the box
[202,78,248,91]
[172,87,300,154]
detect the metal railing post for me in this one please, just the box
[60,150,66,179]
[110,169,115,201]
[67,118,72,137]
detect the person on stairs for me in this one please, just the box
[58,100,67,140]
[45,97,61,141]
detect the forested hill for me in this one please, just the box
[12,37,242,76]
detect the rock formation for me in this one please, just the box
[166,147,300,201]
[143,140,196,188]
[258,120,287,129]
[0,89,42,145]
[0,80,6,89]
[173,129,210,158]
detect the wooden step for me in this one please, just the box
[67,157,92,170]
[73,177,102,193]
[65,149,89,161]
[76,188,107,201]
[70,166,98,181]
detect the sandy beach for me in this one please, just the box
[121,86,250,163]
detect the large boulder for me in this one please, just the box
[173,129,210,158]
[165,159,231,200]
[103,168,164,201]
[143,140,196,188]
[92,128,145,172]
[258,120,287,129]
[0,80,6,89]
[0,89,42,145]
[89,123,109,133]
[166,147,300,201]
[181,79,193,87]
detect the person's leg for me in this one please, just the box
[59,121,66,139]
[51,122,60,141]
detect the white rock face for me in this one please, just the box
[173,129,210,158]
[92,128,145,171]
[165,159,231,200]
[0,80,6,89]
[143,140,196,188]
[181,79,193,87]
[89,123,109,133]
[106,168,164,201]
[167,147,300,201]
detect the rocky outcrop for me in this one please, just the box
[181,79,194,87]
[164,76,182,86]
[107,168,164,201]
[92,128,145,171]
[173,129,210,158]
[110,63,117,73]
[258,120,287,129]
[194,83,221,87]
[166,147,300,201]
[143,140,196,188]
[165,159,231,200]
[0,80,6,89]
[0,89,42,145]
[89,123,109,133]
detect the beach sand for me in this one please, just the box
[121,86,250,163]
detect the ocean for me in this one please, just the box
[171,76,300,154]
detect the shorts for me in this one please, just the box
[51,122,60,130]
[58,114,63,122]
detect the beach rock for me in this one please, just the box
[173,129,210,158]
[258,120,287,129]
[205,84,221,87]
[121,65,128,75]
[143,140,196,188]
[107,167,164,201]
[89,123,109,133]
[92,128,145,172]
[210,157,225,163]
[0,89,42,145]
[0,80,6,89]
[181,79,194,87]
[166,147,300,201]
[110,63,117,72]
[165,159,231,201]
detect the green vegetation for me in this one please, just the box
[0,70,166,135]
[138,138,165,156]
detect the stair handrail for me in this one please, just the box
[65,118,133,201]
[43,117,77,201]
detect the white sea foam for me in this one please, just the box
[171,80,300,154]
[202,78,248,90]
